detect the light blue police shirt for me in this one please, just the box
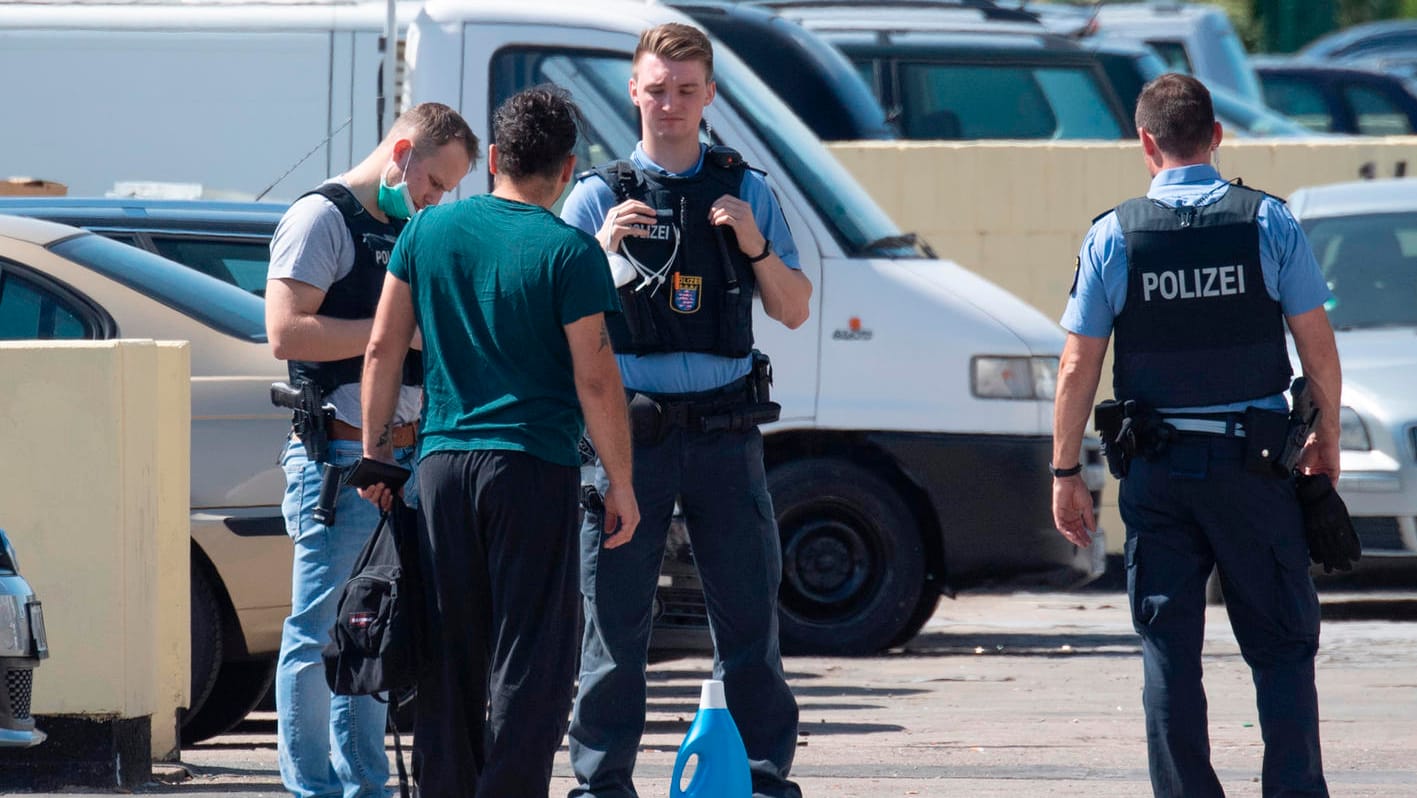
[1060,164,1331,414]
[561,143,801,395]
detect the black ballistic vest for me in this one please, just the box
[287,183,423,396]
[1111,183,1291,407]
[588,146,758,358]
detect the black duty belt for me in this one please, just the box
[631,377,753,429]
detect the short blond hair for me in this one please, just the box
[390,102,479,165]
[634,23,714,80]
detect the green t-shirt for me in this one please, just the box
[388,194,619,467]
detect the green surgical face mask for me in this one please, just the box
[377,148,415,220]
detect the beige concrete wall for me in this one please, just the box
[827,138,1417,552]
[828,138,1417,326]
[154,341,191,761]
[0,340,190,760]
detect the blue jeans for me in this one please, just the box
[277,438,418,798]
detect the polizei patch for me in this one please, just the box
[671,273,702,314]
[1142,265,1246,302]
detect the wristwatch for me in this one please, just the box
[1049,462,1083,478]
[746,239,773,263]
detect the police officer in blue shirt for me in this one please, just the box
[560,22,812,798]
[1051,74,1342,798]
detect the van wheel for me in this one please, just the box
[185,561,224,730]
[181,657,277,745]
[770,459,925,655]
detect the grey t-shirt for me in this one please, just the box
[267,181,421,427]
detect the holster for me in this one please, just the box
[1243,406,1291,477]
[1094,399,1173,479]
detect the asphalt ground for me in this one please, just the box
[18,586,1417,797]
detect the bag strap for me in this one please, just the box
[388,702,412,798]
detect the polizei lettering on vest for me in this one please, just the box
[1141,265,1246,302]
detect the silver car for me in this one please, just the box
[1288,179,1417,559]
[0,213,289,743]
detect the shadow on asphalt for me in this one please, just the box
[899,630,1141,659]
[1321,598,1417,621]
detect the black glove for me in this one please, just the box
[1295,473,1363,574]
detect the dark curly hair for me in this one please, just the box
[492,84,584,181]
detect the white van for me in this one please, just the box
[0,0,1103,661]
[407,0,1104,654]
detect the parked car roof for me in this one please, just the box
[1288,177,1417,219]
[0,197,283,295]
[1299,19,1417,62]
[0,197,284,234]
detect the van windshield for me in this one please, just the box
[711,51,918,257]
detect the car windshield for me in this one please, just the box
[1301,211,1417,329]
[49,233,268,342]
[891,61,1125,139]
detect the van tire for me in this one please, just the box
[185,561,224,732]
[770,459,925,655]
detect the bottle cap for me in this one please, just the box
[699,679,727,710]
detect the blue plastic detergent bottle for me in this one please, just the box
[670,679,752,798]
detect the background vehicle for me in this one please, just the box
[412,0,1105,656]
[0,528,47,749]
[1299,19,1417,80]
[1286,178,1417,561]
[1254,60,1417,135]
[1088,37,1316,138]
[670,1,896,141]
[759,2,1134,139]
[0,213,288,744]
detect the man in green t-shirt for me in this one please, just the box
[359,85,638,797]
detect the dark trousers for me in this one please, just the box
[569,426,801,798]
[1120,435,1328,798]
[413,450,581,798]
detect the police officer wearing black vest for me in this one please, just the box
[1051,74,1342,797]
[265,103,475,798]
[561,23,813,798]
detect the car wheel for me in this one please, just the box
[770,459,925,655]
[180,657,277,745]
[186,560,224,728]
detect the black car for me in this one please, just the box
[1253,60,1417,136]
[0,197,281,295]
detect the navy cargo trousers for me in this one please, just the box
[569,423,801,798]
[1119,434,1328,798]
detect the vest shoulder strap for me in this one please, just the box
[586,160,641,203]
[301,183,367,223]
